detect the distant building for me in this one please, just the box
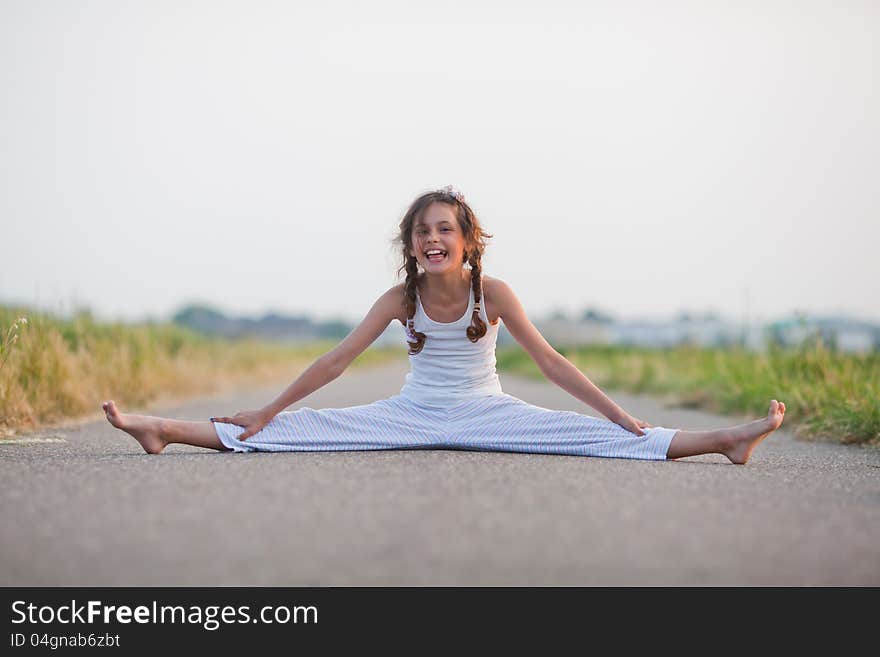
[767,316,880,354]
[533,313,879,353]
[535,315,741,349]
[534,318,613,346]
[609,319,688,348]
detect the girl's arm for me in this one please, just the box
[490,278,636,428]
[260,285,404,417]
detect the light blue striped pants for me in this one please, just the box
[211,393,678,461]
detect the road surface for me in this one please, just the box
[2,359,878,585]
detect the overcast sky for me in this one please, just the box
[2,0,877,327]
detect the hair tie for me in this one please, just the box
[405,319,420,344]
[438,184,465,203]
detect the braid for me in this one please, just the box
[465,252,488,343]
[403,255,426,355]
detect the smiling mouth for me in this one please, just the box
[425,251,447,262]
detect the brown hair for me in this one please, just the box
[391,189,494,355]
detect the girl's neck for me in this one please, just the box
[418,269,472,302]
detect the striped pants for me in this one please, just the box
[211,393,678,461]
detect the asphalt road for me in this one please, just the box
[2,359,878,586]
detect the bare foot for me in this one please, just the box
[102,400,167,455]
[722,400,786,465]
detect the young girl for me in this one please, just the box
[103,185,785,464]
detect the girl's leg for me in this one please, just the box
[667,400,786,463]
[102,401,228,454]
[447,395,678,461]
[447,395,785,465]
[103,394,441,454]
[211,395,442,453]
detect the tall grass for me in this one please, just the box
[5,303,877,446]
[496,338,880,446]
[0,305,402,437]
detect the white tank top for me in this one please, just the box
[399,280,505,408]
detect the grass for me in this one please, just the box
[3,304,877,446]
[0,305,403,437]
[496,339,880,446]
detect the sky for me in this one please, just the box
[2,0,877,327]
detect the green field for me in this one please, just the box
[496,340,880,446]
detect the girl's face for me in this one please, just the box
[410,202,467,273]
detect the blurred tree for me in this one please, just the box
[580,307,614,323]
[316,319,352,340]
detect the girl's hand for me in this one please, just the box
[209,409,273,441]
[611,412,653,436]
